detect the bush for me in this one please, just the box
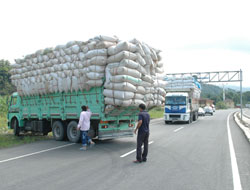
[0,96,8,116]
[216,101,227,109]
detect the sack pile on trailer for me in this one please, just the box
[164,76,201,99]
[10,35,166,109]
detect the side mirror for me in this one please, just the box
[6,97,9,105]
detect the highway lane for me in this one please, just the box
[0,110,250,190]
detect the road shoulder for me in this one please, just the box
[234,112,250,142]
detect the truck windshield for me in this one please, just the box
[165,96,186,105]
[11,97,17,106]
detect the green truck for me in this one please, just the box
[7,87,137,142]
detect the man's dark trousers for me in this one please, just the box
[136,132,149,162]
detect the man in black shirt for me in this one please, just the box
[134,103,150,163]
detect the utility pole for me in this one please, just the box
[223,84,225,101]
[240,69,243,121]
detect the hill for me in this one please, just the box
[200,83,223,98]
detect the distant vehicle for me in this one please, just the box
[211,104,216,112]
[164,90,200,124]
[198,107,205,116]
[204,106,213,115]
[164,77,201,124]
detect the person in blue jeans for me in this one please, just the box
[133,103,150,163]
[77,105,95,150]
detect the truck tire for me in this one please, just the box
[52,121,66,141]
[187,113,193,124]
[43,132,48,136]
[193,112,198,121]
[67,121,81,143]
[12,118,20,136]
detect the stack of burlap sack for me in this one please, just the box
[104,39,166,110]
[164,76,201,99]
[10,35,166,109]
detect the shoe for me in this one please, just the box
[142,160,147,162]
[133,160,142,163]
[90,141,95,147]
[80,147,87,151]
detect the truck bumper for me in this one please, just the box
[98,129,134,140]
[164,113,190,122]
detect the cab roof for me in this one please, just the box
[166,92,188,97]
[12,92,18,97]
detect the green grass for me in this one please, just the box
[0,114,9,134]
[0,115,52,149]
[0,134,52,149]
[149,106,164,119]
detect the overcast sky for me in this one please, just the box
[1,0,250,87]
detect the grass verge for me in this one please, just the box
[0,134,52,149]
[0,115,52,149]
[149,106,164,119]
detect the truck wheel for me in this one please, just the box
[12,118,20,136]
[43,132,48,136]
[187,113,192,124]
[67,121,81,143]
[52,121,66,141]
[193,112,198,121]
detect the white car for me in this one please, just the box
[212,107,216,112]
[198,107,205,116]
[204,106,213,116]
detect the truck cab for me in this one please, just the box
[164,92,191,124]
[8,92,22,135]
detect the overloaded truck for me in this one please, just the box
[164,76,201,124]
[7,35,166,142]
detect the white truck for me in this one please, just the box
[164,77,201,124]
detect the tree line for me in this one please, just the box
[0,59,16,96]
[201,83,250,108]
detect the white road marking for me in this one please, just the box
[120,141,154,158]
[227,113,242,190]
[0,143,75,164]
[174,127,184,132]
[152,121,164,125]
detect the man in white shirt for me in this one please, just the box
[77,105,95,150]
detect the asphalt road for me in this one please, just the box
[0,109,250,190]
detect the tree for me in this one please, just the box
[216,101,227,109]
[0,59,16,95]
[243,91,250,104]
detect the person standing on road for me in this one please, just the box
[134,104,150,163]
[77,105,95,150]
